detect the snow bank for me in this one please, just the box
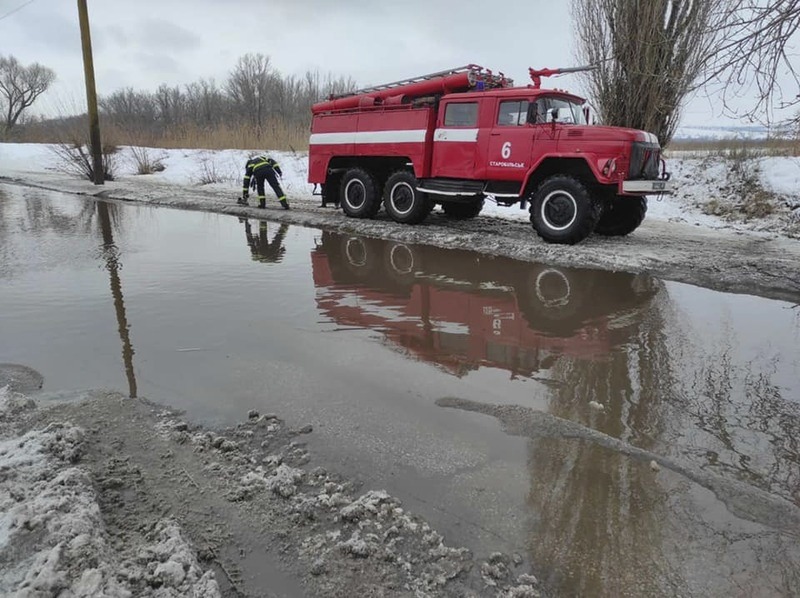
[760,157,800,200]
[0,387,220,598]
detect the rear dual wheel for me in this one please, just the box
[340,168,381,219]
[383,171,433,224]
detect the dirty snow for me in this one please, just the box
[0,384,549,597]
[1,142,799,236]
[0,386,221,598]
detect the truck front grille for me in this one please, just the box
[629,142,661,179]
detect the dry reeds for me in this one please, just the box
[666,136,800,157]
[19,119,310,152]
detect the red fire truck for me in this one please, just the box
[308,64,671,244]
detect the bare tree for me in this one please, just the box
[572,1,800,142]
[185,78,225,127]
[155,84,186,127]
[100,87,158,135]
[225,53,274,130]
[0,55,56,137]
[571,0,735,145]
[706,0,800,124]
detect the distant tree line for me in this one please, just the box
[17,53,354,150]
[96,53,355,148]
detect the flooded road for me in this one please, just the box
[2,183,799,597]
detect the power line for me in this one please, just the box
[0,0,35,22]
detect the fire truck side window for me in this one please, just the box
[497,101,529,126]
[443,102,478,127]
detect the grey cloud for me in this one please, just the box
[137,19,201,52]
[134,52,183,78]
[104,25,131,46]
[5,12,80,56]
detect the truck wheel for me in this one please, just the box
[340,168,381,219]
[594,197,647,236]
[530,175,600,244]
[442,197,484,219]
[383,171,433,224]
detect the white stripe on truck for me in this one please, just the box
[309,130,427,144]
[309,128,481,145]
[433,128,479,142]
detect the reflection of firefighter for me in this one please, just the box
[243,219,288,263]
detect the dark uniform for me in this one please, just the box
[244,220,288,263]
[239,155,289,209]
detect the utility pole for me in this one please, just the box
[77,0,103,185]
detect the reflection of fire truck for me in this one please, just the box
[311,231,660,377]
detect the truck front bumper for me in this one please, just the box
[622,179,672,193]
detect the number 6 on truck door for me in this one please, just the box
[482,99,534,183]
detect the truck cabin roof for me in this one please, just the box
[450,86,585,104]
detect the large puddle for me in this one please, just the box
[2,184,799,597]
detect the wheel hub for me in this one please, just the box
[541,192,578,231]
[345,180,366,209]
[391,183,415,215]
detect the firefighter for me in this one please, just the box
[239,154,290,210]
[243,219,288,263]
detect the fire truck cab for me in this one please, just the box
[309,65,671,245]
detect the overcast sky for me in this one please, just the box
[0,0,794,127]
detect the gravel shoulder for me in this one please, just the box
[2,172,800,303]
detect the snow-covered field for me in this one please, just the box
[1,142,799,237]
[673,124,775,141]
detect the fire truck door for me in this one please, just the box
[483,99,535,181]
[431,100,480,179]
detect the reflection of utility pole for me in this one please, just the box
[97,202,137,398]
[77,0,103,185]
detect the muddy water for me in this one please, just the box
[2,184,799,597]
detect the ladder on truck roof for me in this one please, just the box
[329,65,512,100]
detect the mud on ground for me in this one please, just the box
[1,387,542,598]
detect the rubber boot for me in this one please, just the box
[280,199,290,210]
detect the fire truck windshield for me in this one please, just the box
[531,96,585,125]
